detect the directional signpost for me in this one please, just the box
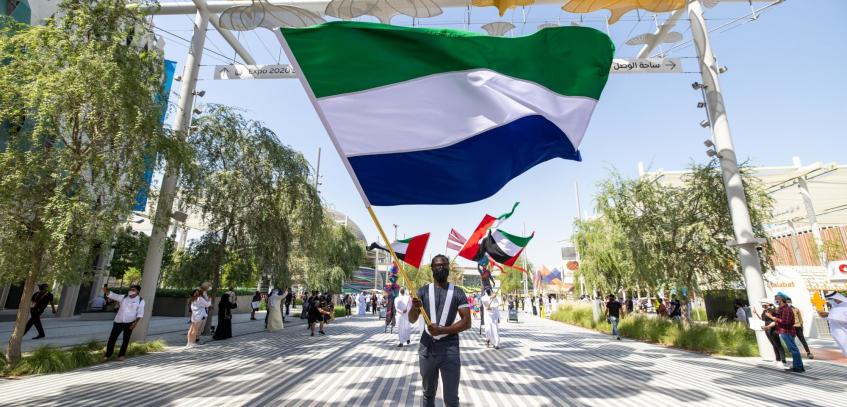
[610,58,682,74]
[214,64,296,80]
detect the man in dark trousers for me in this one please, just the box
[409,254,472,407]
[102,284,145,361]
[284,287,293,318]
[25,283,55,339]
[669,294,682,320]
[605,294,622,340]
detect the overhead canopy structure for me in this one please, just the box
[648,159,847,236]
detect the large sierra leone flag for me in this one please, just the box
[280,22,614,206]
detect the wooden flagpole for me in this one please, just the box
[367,207,432,325]
[277,30,431,326]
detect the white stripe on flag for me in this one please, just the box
[318,69,597,157]
[448,229,467,245]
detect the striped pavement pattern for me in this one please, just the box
[1,312,845,406]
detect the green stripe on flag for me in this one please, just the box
[281,22,614,99]
[496,229,532,248]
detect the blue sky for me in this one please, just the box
[151,0,847,269]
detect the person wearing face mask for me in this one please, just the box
[819,291,847,356]
[101,284,145,361]
[409,255,471,407]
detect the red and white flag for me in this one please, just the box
[446,228,467,251]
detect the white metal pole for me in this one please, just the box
[688,0,772,360]
[522,222,528,299]
[314,147,322,192]
[797,176,826,266]
[132,9,209,342]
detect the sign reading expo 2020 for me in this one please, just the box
[213,64,297,80]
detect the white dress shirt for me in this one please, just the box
[107,292,145,324]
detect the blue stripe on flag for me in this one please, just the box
[348,115,580,206]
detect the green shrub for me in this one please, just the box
[551,303,759,357]
[125,340,166,357]
[68,344,100,368]
[691,306,708,322]
[11,346,72,376]
[550,303,611,333]
[334,305,347,318]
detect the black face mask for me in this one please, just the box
[432,265,449,283]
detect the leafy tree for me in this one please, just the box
[0,0,170,364]
[162,233,222,289]
[499,266,528,294]
[110,226,174,280]
[122,267,142,286]
[290,220,365,293]
[574,159,773,321]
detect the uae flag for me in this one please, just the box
[281,23,613,206]
[478,229,533,266]
[368,233,430,269]
[457,203,521,261]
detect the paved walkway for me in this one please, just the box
[0,310,284,352]
[1,312,845,406]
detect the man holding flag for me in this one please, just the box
[409,255,471,407]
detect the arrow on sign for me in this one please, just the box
[665,60,677,71]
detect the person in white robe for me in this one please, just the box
[357,291,367,315]
[395,288,412,347]
[821,292,847,356]
[481,288,501,349]
[266,288,284,332]
[524,296,532,314]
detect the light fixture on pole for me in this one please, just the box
[192,108,202,115]
[703,139,714,148]
[700,120,710,128]
[192,89,205,97]
[697,102,706,108]
[718,66,729,74]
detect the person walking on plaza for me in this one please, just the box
[267,287,284,332]
[481,288,501,349]
[395,288,412,347]
[409,254,472,407]
[320,294,333,334]
[213,287,238,340]
[187,284,213,348]
[734,300,748,327]
[101,284,145,361]
[24,283,55,339]
[357,291,367,315]
[819,291,847,356]
[605,294,622,340]
[657,298,668,318]
[284,287,293,319]
[669,294,682,320]
[769,293,804,373]
[759,298,787,368]
[343,294,352,317]
[371,293,378,316]
[531,296,537,316]
[307,291,321,336]
[250,291,261,321]
[786,298,812,359]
